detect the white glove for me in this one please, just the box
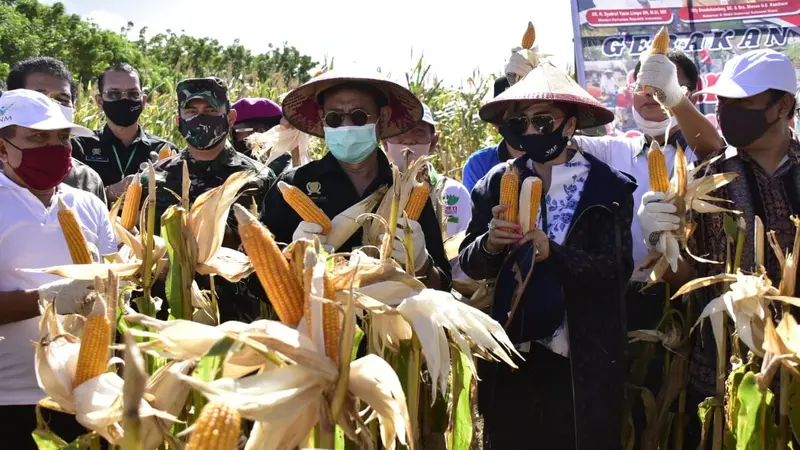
[379,220,429,272]
[292,221,327,245]
[638,191,681,252]
[38,279,95,316]
[636,54,684,109]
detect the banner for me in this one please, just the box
[570,0,800,137]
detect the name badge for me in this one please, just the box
[85,154,110,163]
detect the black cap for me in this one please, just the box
[177,77,229,109]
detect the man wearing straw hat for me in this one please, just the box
[261,66,451,290]
[458,59,636,449]
[0,89,117,448]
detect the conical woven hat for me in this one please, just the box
[282,64,423,140]
[480,60,614,130]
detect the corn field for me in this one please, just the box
[72,56,500,182]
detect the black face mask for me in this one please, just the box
[103,99,143,127]
[500,119,571,163]
[717,99,782,149]
[179,114,230,150]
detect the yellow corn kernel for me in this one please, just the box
[120,176,142,231]
[498,164,519,229]
[305,274,341,363]
[233,204,304,326]
[651,26,670,54]
[73,297,110,388]
[186,401,241,450]
[405,183,430,221]
[57,197,93,265]
[157,145,173,160]
[521,22,536,50]
[648,144,670,193]
[277,181,332,234]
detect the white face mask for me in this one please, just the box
[385,142,431,171]
[59,104,75,123]
[632,107,672,138]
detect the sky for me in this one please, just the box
[43,0,577,88]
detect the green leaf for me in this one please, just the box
[697,396,716,449]
[31,429,68,450]
[728,363,749,435]
[161,206,195,321]
[724,214,739,244]
[193,336,237,383]
[350,325,364,363]
[734,371,775,450]
[447,348,473,450]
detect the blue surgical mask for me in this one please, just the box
[324,124,378,163]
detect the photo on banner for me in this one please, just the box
[570,0,800,137]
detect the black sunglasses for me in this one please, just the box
[324,109,372,128]
[506,114,562,135]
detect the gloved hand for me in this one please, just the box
[37,279,95,316]
[292,221,327,245]
[638,191,681,253]
[380,220,429,272]
[636,53,685,109]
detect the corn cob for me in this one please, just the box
[305,274,341,363]
[405,183,430,221]
[518,176,543,235]
[157,145,172,160]
[277,181,332,234]
[73,296,110,388]
[185,401,241,450]
[120,176,142,231]
[57,197,93,265]
[498,163,519,229]
[647,144,670,193]
[651,26,670,54]
[233,204,304,325]
[521,22,536,50]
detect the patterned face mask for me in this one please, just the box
[179,113,230,150]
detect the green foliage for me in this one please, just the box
[0,0,316,92]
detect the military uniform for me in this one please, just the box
[71,125,178,186]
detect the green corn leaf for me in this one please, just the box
[447,347,474,450]
[734,371,776,450]
[161,206,195,321]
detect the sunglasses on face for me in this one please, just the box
[506,114,562,135]
[323,109,372,128]
[102,90,143,102]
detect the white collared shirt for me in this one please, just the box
[574,135,697,280]
[0,173,117,405]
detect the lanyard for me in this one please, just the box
[111,144,138,178]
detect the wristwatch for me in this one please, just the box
[481,235,503,256]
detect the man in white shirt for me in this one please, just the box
[0,89,118,449]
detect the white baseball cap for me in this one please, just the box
[0,89,92,137]
[696,49,797,99]
[421,103,437,127]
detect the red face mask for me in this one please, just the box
[3,139,72,190]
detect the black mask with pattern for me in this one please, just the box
[179,114,230,150]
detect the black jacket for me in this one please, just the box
[459,151,636,450]
[261,150,452,291]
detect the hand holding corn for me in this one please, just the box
[37,278,96,315]
[637,191,681,271]
[636,27,684,109]
[378,219,429,272]
[485,204,523,254]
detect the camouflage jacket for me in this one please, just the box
[145,143,276,323]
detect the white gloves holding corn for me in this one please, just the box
[379,219,429,272]
[638,191,681,272]
[293,221,327,245]
[636,54,684,109]
[38,279,96,316]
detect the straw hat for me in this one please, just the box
[480,60,614,130]
[281,65,423,140]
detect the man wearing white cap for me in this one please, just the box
[0,89,117,448]
[636,49,799,447]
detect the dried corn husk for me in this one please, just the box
[247,123,311,167]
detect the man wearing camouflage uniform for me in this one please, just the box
[147,77,275,323]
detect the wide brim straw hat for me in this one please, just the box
[480,60,614,130]
[281,65,423,140]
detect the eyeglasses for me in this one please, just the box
[323,109,372,128]
[506,114,563,135]
[102,89,143,102]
